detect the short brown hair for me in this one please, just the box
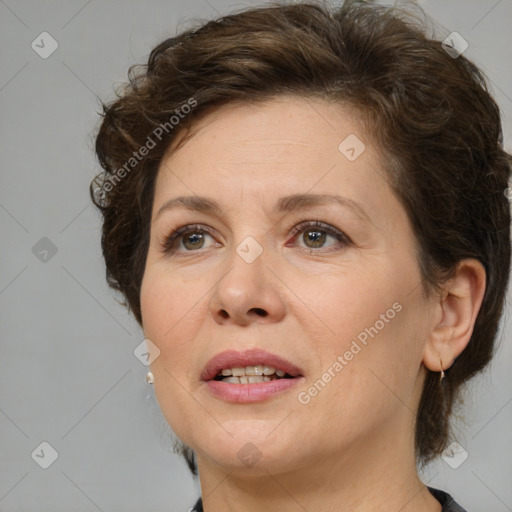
[91,0,511,474]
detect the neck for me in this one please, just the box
[195,410,442,512]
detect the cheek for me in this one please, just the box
[140,267,205,343]
[296,263,423,411]
[139,268,210,406]
[140,269,207,438]
[297,267,399,352]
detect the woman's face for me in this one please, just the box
[140,96,436,474]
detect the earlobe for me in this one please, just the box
[422,259,486,374]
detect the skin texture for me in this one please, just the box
[140,96,485,512]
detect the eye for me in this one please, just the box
[160,224,219,254]
[160,220,351,256]
[287,220,351,252]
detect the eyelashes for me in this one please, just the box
[159,220,352,256]
[287,220,351,251]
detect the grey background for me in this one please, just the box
[0,0,511,511]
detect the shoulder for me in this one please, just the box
[428,486,468,512]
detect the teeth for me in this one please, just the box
[215,364,293,383]
[220,375,273,384]
[246,365,264,376]
[263,365,275,375]
[223,376,241,384]
[218,365,282,377]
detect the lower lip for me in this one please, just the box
[204,377,305,403]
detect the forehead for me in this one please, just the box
[153,96,396,225]
[168,96,365,159]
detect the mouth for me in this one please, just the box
[201,348,304,383]
[200,348,304,402]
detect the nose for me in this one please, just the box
[208,243,286,326]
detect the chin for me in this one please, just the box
[190,424,302,472]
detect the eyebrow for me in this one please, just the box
[155,193,371,222]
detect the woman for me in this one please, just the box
[90,1,511,511]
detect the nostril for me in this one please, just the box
[219,310,229,319]
[251,308,267,317]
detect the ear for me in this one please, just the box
[422,259,486,373]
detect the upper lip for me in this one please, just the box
[201,348,304,381]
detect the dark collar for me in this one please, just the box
[427,486,468,512]
[192,486,467,512]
